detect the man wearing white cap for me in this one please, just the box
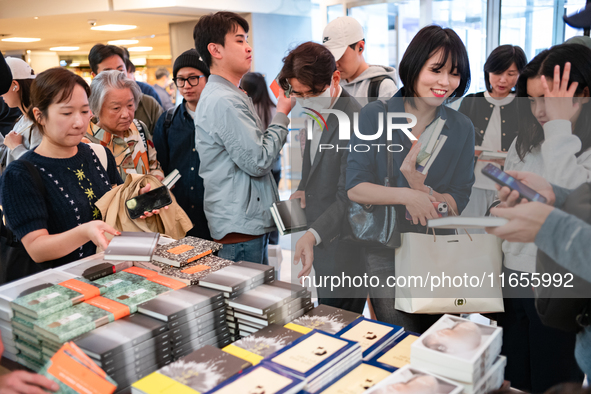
[323,16,398,106]
[0,57,41,171]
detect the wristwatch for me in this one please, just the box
[427,186,434,196]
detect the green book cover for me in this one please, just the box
[17,354,44,372]
[12,316,35,332]
[14,311,36,326]
[102,281,170,313]
[93,271,148,294]
[33,303,114,343]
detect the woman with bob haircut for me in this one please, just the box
[495,43,591,392]
[346,25,475,332]
[459,45,527,222]
[1,68,123,274]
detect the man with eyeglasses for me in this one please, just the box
[153,49,212,239]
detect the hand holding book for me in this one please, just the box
[400,142,428,190]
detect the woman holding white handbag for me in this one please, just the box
[346,25,475,333]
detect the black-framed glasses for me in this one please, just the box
[174,75,205,88]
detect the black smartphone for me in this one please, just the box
[125,186,172,219]
[481,163,547,203]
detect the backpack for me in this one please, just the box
[535,182,591,332]
[367,75,395,102]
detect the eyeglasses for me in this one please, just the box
[174,75,205,88]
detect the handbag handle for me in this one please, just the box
[428,194,474,242]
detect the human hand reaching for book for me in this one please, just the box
[401,142,427,190]
[84,221,120,250]
[0,370,59,394]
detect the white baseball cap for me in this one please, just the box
[322,16,365,61]
[5,57,35,80]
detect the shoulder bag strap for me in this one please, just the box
[368,75,394,103]
[383,100,394,186]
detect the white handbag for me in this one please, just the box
[394,231,504,314]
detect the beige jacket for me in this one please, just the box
[96,174,192,240]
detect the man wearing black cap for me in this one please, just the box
[152,49,212,239]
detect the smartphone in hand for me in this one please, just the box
[126,186,172,219]
[481,163,547,203]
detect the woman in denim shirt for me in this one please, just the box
[346,25,475,333]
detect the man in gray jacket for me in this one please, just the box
[193,12,293,264]
[323,16,398,106]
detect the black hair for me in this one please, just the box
[484,45,527,92]
[125,58,136,74]
[278,41,336,96]
[88,44,127,74]
[515,44,591,160]
[399,25,471,100]
[193,11,249,68]
[240,72,276,130]
[15,78,34,111]
[348,39,365,51]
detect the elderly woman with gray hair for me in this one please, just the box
[85,70,164,181]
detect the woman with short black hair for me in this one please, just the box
[458,45,527,222]
[346,25,475,332]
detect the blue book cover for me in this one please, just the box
[208,362,306,394]
[264,330,361,381]
[335,317,404,361]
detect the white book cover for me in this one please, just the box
[364,365,463,394]
[428,217,508,229]
[410,315,503,383]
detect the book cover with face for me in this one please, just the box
[271,332,348,374]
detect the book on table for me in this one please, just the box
[104,232,160,262]
[151,236,222,267]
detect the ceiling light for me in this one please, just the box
[132,58,146,66]
[108,39,139,45]
[1,37,40,43]
[69,62,80,67]
[34,17,38,20]
[91,24,136,32]
[128,46,153,52]
[50,46,79,51]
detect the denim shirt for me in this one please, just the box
[346,89,475,231]
[194,75,289,240]
[153,100,210,240]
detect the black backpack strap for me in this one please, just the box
[20,160,46,198]
[368,75,394,103]
[163,106,180,136]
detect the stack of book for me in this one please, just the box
[335,318,404,361]
[367,331,420,372]
[198,261,275,338]
[315,362,392,394]
[73,313,171,390]
[285,304,363,335]
[38,341,118,394]
[365,365,463,394]
[222,323,304,365]
[0,270,77,364]
[137,285,230,360]
[227,281,311,337]
[209,362,306,394]
[410,314,505,394]
[131,345,252,394]
[264,330,362,393]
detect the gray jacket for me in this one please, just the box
[194,75,289,240]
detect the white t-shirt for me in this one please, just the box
[473,91,515,190]
[185,102,196,119]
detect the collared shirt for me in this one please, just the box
[84,119,164,181]
[153,100,210,239]
[194,74,289,240]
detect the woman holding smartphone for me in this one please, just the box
[346,25,475,333]
[1,68,123,276]
[496,43,591,392]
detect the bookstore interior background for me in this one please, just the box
[1,0,591,393]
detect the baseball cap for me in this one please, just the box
[5,57,35,80]
[322,16,365,61]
